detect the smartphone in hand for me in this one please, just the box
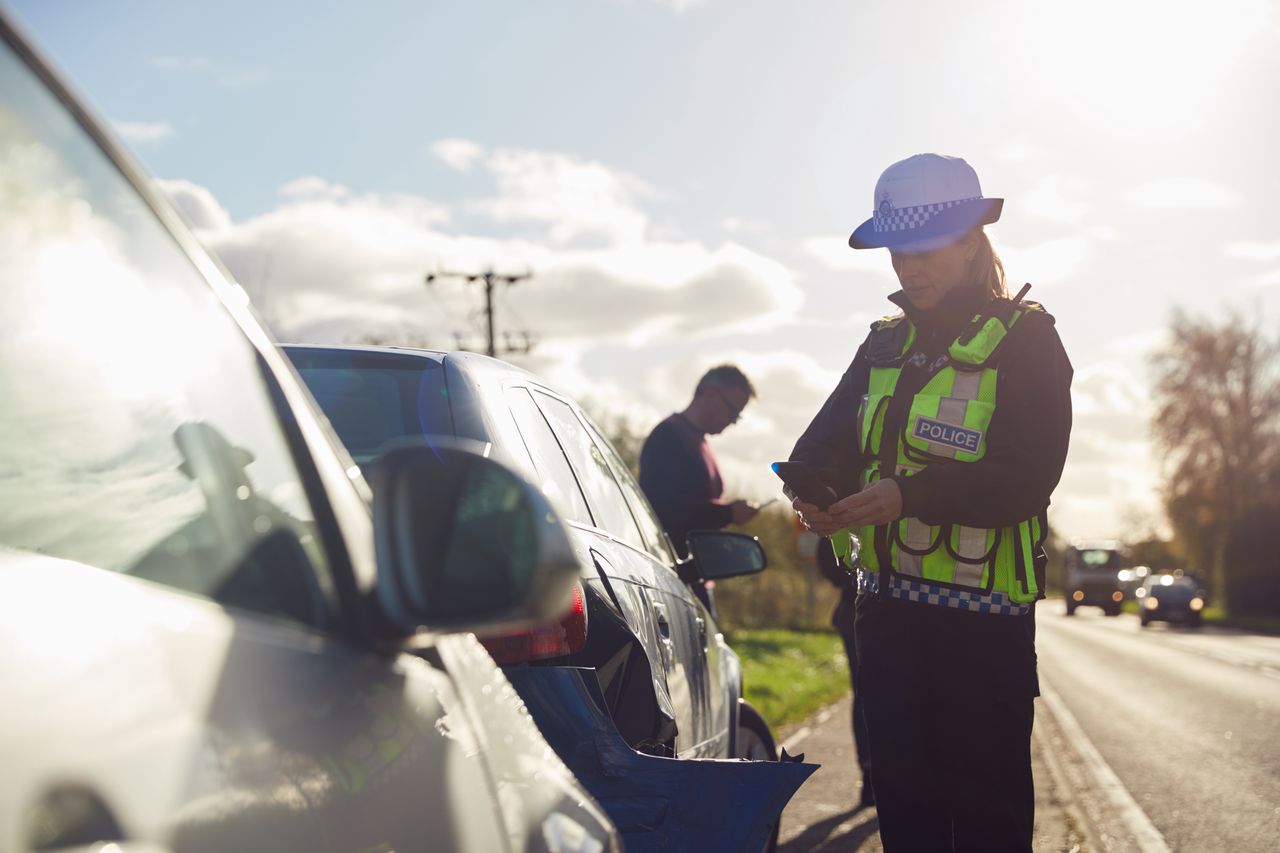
[770,461,839,511]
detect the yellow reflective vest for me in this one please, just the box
[834,297,1049,614]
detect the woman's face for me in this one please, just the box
[889,230,979,311]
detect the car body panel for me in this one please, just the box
[0,553,510,853]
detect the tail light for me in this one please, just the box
[481,582,588,665]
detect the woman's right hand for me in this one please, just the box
[791,496,846,537]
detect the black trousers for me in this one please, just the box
[855,592,1038,853]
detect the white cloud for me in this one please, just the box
[1225,241,1280,263]
[720,217,769,234]
[1022,174,1092,224]
[999,236,1094,288]
[1054,362,1163,539]
[1252,267,1280,288]
[997,142,1038,163]
[801,235,896,279]
[156,178,231,233]
[474,147,655,246]
[113,120,174,145]
[169,175,796,362]
[280,176,351,202]
[431,138,486,172]
[1123,178,1240,209]
[645,0,709,11]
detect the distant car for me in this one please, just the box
[0,15,620,853]
[284,344,816,850]
[1137,575,1206,628]
[1064,542,1126,616]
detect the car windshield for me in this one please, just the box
[287,349,452,465]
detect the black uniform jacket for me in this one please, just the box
[792,282,1073,699]
[790,282,1073,534]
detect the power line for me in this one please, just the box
[425,267,535,357]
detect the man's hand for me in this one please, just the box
[792,479,902,535]
[731,499,760,525]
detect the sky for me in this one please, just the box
[9,0,1280,543]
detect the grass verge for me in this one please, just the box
[727,628,851,730]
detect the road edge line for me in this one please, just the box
[780,726,811,756]
[1038,677,1171,852]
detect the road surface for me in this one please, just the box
[1037,604,1280,851]
[775,603,1280,851]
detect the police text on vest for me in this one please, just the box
[913,416,982,453]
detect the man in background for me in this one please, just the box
[639,364,760,558]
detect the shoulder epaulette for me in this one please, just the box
[870,312,905,332]
[867,312,913,365]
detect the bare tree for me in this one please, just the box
[1150,311,1280,612]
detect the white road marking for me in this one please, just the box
[780,726,811,756]
[1039,677,1171,852]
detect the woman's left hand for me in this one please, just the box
[826,479,903,528]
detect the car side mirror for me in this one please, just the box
[684,530,768,581]
[368,440,581,636]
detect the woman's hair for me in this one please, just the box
[971,229,1008,300]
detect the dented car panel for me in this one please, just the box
[507,666,817,852]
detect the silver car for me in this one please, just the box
[0,14,618,853]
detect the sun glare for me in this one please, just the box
[1005,0,1275,138]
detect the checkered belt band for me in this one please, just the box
[873,196,981,233]
[857,569,1030,616]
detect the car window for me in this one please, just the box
[506,388,593,526]
[287,349,452,465]
[584,418,677,565]
[532,391,645,548]
[0,39,335,628]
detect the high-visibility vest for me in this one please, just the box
[833,297,1050,614]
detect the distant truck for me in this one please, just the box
[1065,541,1126,616]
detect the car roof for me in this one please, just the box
[282,343,567,395]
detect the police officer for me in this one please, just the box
[788,153,1072,852]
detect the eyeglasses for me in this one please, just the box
[713,388,746,423]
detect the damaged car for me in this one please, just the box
[285,344,818,851]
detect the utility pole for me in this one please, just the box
[425,268,534,357]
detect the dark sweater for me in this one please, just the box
[639,413,735,557]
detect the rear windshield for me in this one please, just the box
[287,349,453,464]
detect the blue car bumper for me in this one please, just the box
[506,667,817,852]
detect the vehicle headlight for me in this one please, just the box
[1072,590,1084,601]
[1144,597,1160,610]
[1190,597,1204,611]
[1135,588,1146,597]
[1111,591,1124,602]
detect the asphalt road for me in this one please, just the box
[1037,604,1280,852]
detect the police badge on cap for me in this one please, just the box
[849,154,1004,250]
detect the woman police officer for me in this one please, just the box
[787,153,1072,852]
